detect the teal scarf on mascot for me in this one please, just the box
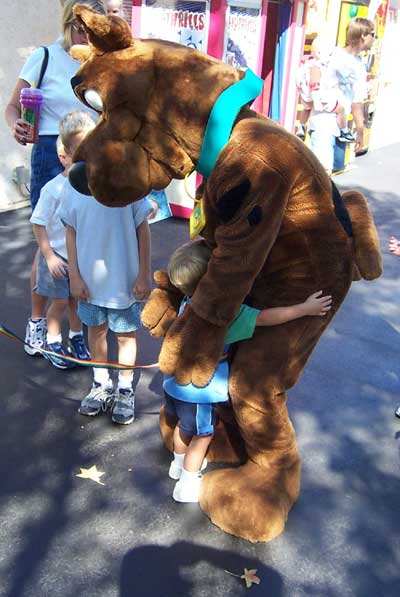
[196,69,264,179]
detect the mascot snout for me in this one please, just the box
[69,161,90,196]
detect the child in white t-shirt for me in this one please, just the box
[58,111,153,425]
[30,132,90,369]
[296,38,355,143]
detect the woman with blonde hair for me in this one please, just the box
[4,0,106,358]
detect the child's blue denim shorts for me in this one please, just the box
[30,135,62,210]
[78,301,142,333]
[164,392,217,436]
[34,252,70,299]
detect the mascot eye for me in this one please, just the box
[84,89,103,112]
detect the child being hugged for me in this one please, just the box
[164,241,333,503]
[30,132,91,369]
[58,110,152,425]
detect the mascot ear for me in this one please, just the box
[73,4,133,52]
[70,44,91,63]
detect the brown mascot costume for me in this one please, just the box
[68,6,382,542]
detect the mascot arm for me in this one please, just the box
[159,165,290,386]
[191,165,290,326]
[141,270,184,337]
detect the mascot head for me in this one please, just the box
[69,4,242,206]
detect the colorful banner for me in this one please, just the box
[141,0,209,52]
[223,3,262,71]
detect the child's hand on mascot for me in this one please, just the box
[158,306,227,386]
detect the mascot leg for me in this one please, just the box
[200,388,301,542]
[159,405,177,453]
[199,324,319,542]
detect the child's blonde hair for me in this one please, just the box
[59,110,96,154]
[56,135,65,157]
[168,241,212,296]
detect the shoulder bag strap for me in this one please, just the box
[37,46,49,89]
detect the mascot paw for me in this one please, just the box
[200,459,301,542]
[141,270,183,337]
[159,306,227,386]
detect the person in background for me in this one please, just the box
[58,111,152,426]
[30,125,91,369]
[389,235,400,419]
[106,0,123,16]
[4,0,106,358]
[307,17,376,174]
[164,241,332,503]
[295,37,355,144]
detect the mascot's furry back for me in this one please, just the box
[68,6,382,542]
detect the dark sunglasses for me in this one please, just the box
[368,31,378,39]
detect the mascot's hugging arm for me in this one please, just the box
[159,165,291,387]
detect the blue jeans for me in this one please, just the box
[309,129,336,173]
[30,135,62,210]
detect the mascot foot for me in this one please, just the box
[159,405,246,464]
[200,459,301,542]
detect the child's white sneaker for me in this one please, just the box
[172,470,203,503]
[24,317,46,356]
[169,458,207,480]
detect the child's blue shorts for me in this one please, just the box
[164,392,218,436]
[78,301,142,333]
[34,252,70,299]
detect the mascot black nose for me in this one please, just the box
[71,74,83,91]
[69,161,91,196]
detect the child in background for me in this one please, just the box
[163,241,333,503]
[295,37,355,143]
[30,134,90,369]
[58,110,152,425]
[106,0,123,16]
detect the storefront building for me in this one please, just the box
[120,0,397,210]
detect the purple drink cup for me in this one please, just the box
[20,87,44,144]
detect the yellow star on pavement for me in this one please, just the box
[76,465,105,485]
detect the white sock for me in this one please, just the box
[173,452,185,467]
[47,333,62,344]
[180,468,201,483]
[31,317,46,323]
[69,329,83,339]
[118,372,133,390]
[93,367,111,387]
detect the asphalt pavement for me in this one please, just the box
[0,144,399,597]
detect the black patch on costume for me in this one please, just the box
[216,179,251,223]
[331,180,353,237]
[247,205,262,226]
